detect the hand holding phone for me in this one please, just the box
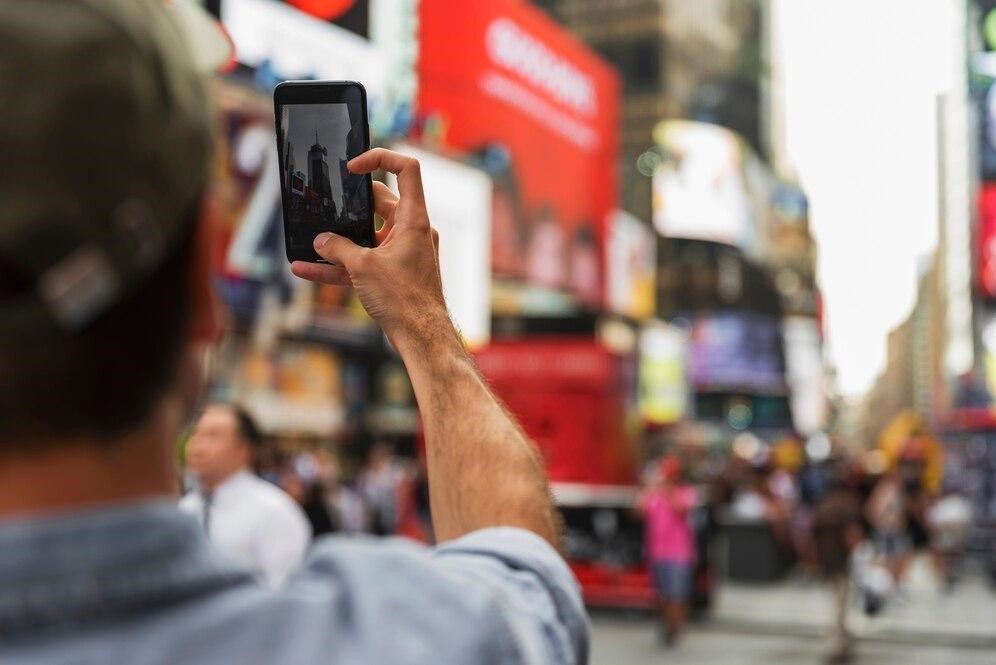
[274,81,375,262]
[290,148,449,351]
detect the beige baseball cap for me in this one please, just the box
[0,0,233,337]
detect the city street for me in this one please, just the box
[591,558,996,664]
[7,1,996,664]
[591,618,995,665]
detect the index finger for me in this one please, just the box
[348,148,425,208]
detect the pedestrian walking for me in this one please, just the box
[866,466,912,582]
[639,456,697,645]
[811,459,864,664]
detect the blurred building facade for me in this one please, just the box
[911,265,946,422]
[858,259,945,447]
[535,0,763,221]
[536,0,828,440]
[763,0,793,181]
[856,0,996,446]
[972,0,996,411]
[208,0,832,454]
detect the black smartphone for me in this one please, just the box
[274,81,375,263]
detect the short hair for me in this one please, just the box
[228,404,263,450]
[0,209,199,446]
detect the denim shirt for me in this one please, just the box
[0,501,589,664]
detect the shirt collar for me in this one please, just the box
[0,499,254,639]
[211,468,255,501]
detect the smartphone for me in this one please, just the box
[274,81,375,263]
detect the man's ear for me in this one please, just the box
[187,195,225,345]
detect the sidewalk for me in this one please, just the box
[709,556,996,649]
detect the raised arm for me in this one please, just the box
[291,148,558,546]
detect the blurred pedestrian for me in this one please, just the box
[312,450,370,534]
[866,465,912,584]
[732,465,792,550]
[794,465,824,577]
[811,459,864,664]
[897,439,932,560]
[358,441,408,535]
[0,4,586,662]
[281,454,336,538]
[638,456,697,645]
[180,404,312,587]
[927,482,972,590]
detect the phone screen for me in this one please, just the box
[276,85,374,261]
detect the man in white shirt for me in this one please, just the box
[180,404,311,587]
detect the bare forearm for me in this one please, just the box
[393,316,559,546]
[299,150,560,546]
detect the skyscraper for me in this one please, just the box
[308,128,333,202]
[306,128,338,225]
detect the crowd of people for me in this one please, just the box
[638,432,973,661]
[270,440,432,541]
[184,403,974,659]
[180,404,434,587]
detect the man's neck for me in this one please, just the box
[0,409,180,518]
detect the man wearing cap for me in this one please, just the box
[0,2,587,664]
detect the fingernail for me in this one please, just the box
[314,232,332,249]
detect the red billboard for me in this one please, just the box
[416,0,619,307]
[979,183,996,299]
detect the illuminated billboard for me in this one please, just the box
[416,0,619,307]
[652,120,756,253]
[387,145,493,349]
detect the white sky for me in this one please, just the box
[776,0,959,396]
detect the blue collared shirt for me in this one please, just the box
[0,500,589,664]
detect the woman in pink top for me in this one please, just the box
[638,456,697,645]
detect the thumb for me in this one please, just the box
[314,232,365,268]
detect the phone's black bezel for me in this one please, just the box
[273,80,376,263]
